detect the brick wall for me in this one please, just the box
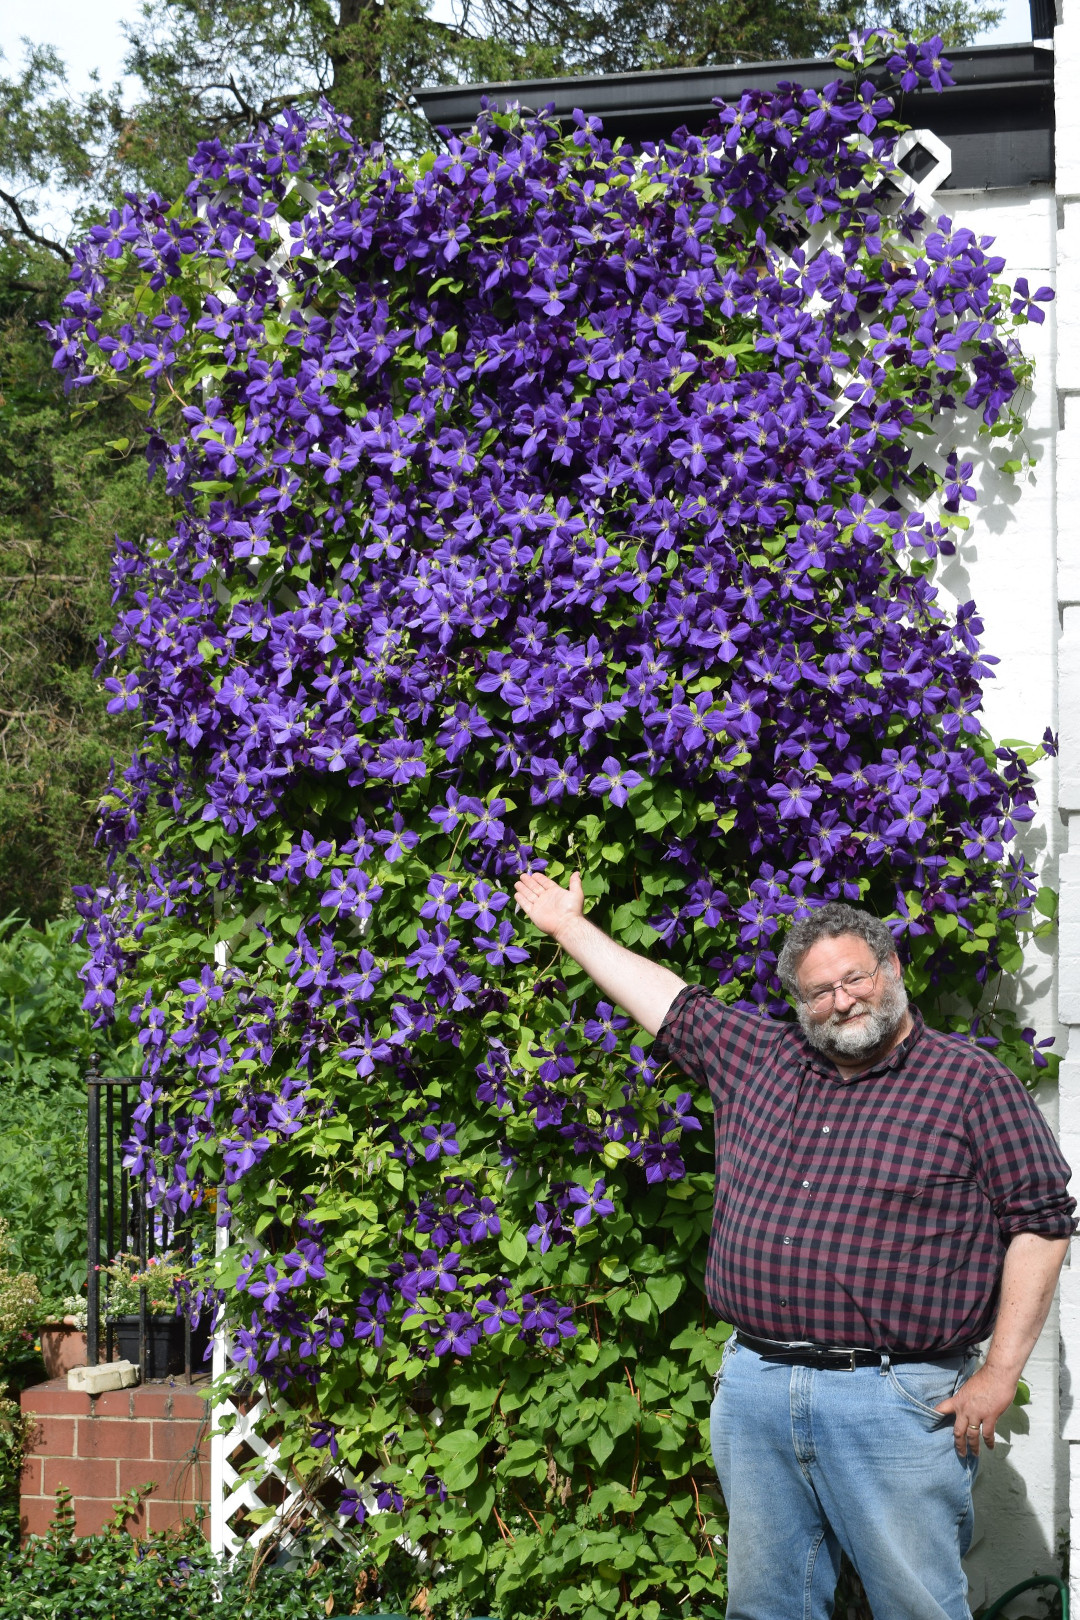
[20,1378,210,1539]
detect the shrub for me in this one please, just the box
[0,1490,416,1619]
[0,1219,42,1525]
[52,28,1052,1620]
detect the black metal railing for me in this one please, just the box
[86,1064,198,1383]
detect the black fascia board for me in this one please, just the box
[415,42,1054,191]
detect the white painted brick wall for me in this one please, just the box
[1057,397,1080,603]
[939,121,1068,1609]
[1057,21,1080,198]
[1060,612,1080,816]
[1058,0,1080,1602]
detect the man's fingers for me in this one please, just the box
[933,1396,980,1457]
[956,1420,979,1458]
[983,1418,996,1449]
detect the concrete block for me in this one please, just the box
[1058,1131,1080,1184]
[1058,957,1080,1026]
[1056,203,1080,392]
[1057,1053,1080,1094]
[1059,410,1080,604]
[1059,613,1080,812]
[1058,22,1080,197]
[1060,1265,1080,1440]
[1060,895,1080,968]
[67,1361,138,1395]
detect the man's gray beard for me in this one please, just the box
[797,969,909,1062]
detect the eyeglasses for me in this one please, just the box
[800,966,879,1012]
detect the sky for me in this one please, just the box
[0,0,1039,236]
[0,1,140,102]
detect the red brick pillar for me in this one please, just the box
[20,1379,211,1539]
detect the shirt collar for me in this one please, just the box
[802,1006,925,1084]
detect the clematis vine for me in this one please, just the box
[56,27,1057,1616]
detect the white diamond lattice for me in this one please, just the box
[209,1299,368,1557]
[774,127,993,557]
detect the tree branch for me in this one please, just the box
[0,186,72,265]
[228,74,258,118]
[1,575,90,585]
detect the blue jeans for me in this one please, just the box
[710,1337,980,1620]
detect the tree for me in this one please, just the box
[3,0,1004,240]
[0,239,176,921]
[107,0,1007,159]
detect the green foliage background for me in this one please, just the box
[0,251,175,921]
[0,916,131,1310]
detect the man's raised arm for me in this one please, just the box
[514,870,687,1036]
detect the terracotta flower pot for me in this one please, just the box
[39,1323,88,1379]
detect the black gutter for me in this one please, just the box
[415,42,1054,191]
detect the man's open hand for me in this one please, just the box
[935,1364,1017,1457]
[514,870,584,942]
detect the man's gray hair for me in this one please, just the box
[776,903,898,996]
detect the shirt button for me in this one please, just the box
[779,1299,787,1306]
[783,1237,792,1245]
[802,1180,811,1188]
[822,1125,831,1134]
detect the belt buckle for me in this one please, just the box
[847,1349,858,1371]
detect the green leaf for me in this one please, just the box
[603,1389,640,1437]
[645,1273,683,1313]
[499,1229,528,1266]
[589,1424,615,1467]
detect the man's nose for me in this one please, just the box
[832,983,860,1011]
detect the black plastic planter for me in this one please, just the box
[111,1313,210,1379]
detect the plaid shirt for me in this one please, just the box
[654,986,1076,1352]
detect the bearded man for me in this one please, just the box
[512,876,1075,1620]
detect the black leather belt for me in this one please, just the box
[735,1330,971,1370]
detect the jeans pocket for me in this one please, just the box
[713,1334,736,1394]
[887,1359,967,1420]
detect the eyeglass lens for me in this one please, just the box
[809,970,875,1007]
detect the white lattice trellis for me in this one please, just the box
[208,1233,405,1558]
